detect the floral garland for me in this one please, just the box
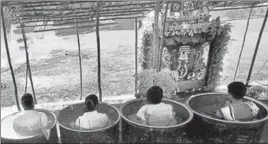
[140,30,154,70]
[139,17,232,95]
[164,17,223,46]
[206,23,232,91]
[165,17,221,37]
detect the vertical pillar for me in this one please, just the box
[1,5,21,110]
[158,2,169,72]
[96,2,102,102]
[134,18,138,95]
[154,2,161,71]
[75,20,83,100]
[246,7,268,87]
[20,23,37,104]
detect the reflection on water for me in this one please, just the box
[127,113,183,126]
[1,113,54,139]
[122,99,190,127]
[58,103,119,131]
[65,120,113,131]
[194,98,264,121]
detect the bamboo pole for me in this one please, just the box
[96,2,102,102]
[250,58,268,83]
[134,18,138,95]
[246,7,268,87]
[158,2,169,72]
[154,2,161,71]
[20,9,151,19]
[20,15,146,27]
[233,4,254,81]
[75,19,83,100]
[20,23,37,104]
[25,68,28,93]
[1,6,21,111]
[32,22,117,33]
[212,5,268,11]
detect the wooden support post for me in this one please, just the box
[246,7,268,87]
[96,2,102,102]
[25,68,28,93]
[233,4,253,81]
[75,20,83,100]
[158,2,169,72]
[134,18,138,95]
[1,6,21,111]
[20,23,37,104]
[154,2,161,71]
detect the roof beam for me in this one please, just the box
[20,4,155,12]
[21,15,145,27]
[19,12,144,23]
[212,4,268,11]
[17,2,155,9]
[19,9,152,19]
[33,22,117,33]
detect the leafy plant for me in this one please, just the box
[206,23,232,91]
[140,30,154,69]
[247,85,268,100]
[137,69,177,99]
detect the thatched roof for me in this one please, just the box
[3,1,157,27]
[2,1,268,28]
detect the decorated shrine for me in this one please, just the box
[139,2,231,97]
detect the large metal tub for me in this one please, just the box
[186,93,268,143]
[120,98,194,143]
[57,102,120,143]
[1,109,57,143]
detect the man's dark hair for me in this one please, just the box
[146,86,163,104]
[21,93,34,110]
[228,81,246,100]
[84,94,99,112]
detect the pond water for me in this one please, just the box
[1,111,55,139]
[189,94,268,121]
[127,110,184,126]
[121,99,191,127]
[58,103,120,131]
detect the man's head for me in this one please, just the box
[146,86,163,104]
[227,81,246,100]
[21,93,34,110]
[84,94,99,112]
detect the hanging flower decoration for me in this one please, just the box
[164,17,223,46]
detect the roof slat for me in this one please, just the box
[3,0,268,30]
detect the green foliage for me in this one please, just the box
[247,85,268,100]
[137,69,177,99]
[206,23,232,91]
[140,30,154,69]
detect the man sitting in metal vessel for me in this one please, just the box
[13,93,50,140]
[72,94,110,130]
[216,81,260,121]
[134,86,178,126]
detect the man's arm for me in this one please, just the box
[39,113,50,140]
[136,106,148,125]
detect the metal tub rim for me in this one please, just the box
[186,92,268,124]
[1,109,57,140]
[57,102,120,133]
[120,98,194,129]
